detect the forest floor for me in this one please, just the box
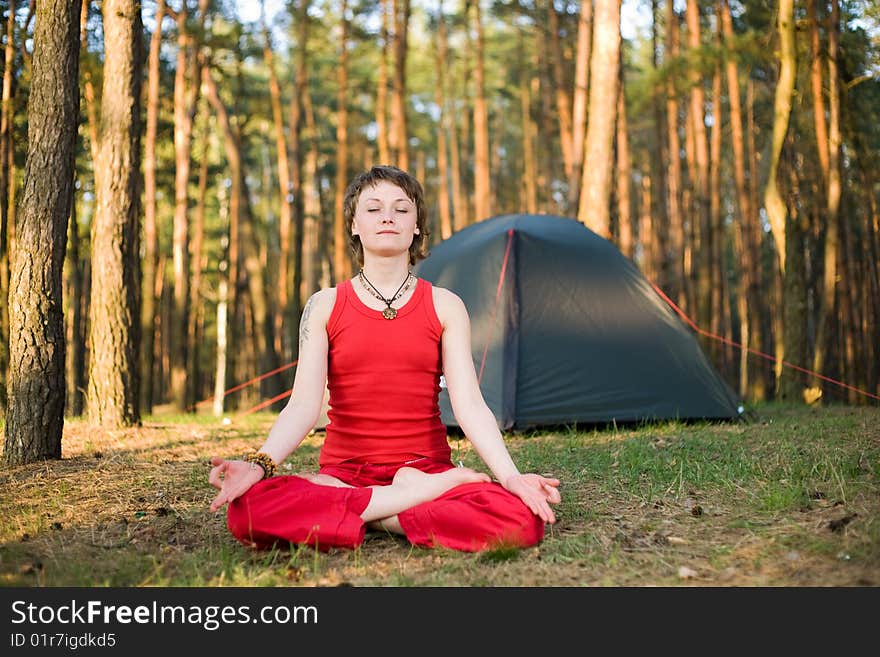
[0,403,878,587]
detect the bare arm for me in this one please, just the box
[257,288,334,463]
[208,289,335,511]
[437,288,560,522]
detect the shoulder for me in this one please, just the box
[431,285,469,330]
[303,287,338,325]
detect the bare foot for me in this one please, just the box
[298,473,354,488]
[392,465,491,493]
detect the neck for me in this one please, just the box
[359,255,411,290]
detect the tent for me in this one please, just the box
[411,213,742,430]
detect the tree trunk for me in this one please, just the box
[377,0,391,165]
[263,14,294,361]
[390,0,410,170]
[812,0,842,394]
[472,0,491,221]
[615,65,632,258]
[435,4,453,238]
[685,0,712,333]
[709,31,725,373]
[763,0,796,273]
[0,0,17,414]
[301,82,322,300]
[333,0,351,282]
[665,1,684,303]
[548,2,573,182]
[567,0,592,210]
[87,0,142,427]
[649,0,669,290]
[520,41,537,215]
[65,181,85,416]
[141,0,164,414]
[5,0,81,463]
[170,4,195,411]
[577,0,620,237]
[721,0,755,398]
[288,0,310,358]
[187,115,209,409]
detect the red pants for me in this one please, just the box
[226,458,544,552]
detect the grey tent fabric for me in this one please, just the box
[413,213,741,430]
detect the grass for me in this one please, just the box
[0,403,877,587]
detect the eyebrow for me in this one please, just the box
[364,196,412,203]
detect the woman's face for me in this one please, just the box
[351,180,419,259]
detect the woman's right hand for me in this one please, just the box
[208,456,265,512]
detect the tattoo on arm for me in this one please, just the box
[299,294,315,349]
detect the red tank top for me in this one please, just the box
[320,277,451,466]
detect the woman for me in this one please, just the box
[209,165,561,552]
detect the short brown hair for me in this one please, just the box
[343,165,430,267]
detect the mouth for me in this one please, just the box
[377,231,399,235]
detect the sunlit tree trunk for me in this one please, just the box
[435,4,453,238]
[577,0,620,237]
[333,0,351,282]
[0,0,17,413]
[169,2,196,411]
[665,1,684,303]
[5,0,81,463]
[764,0,795,274]
[141,0,164,414]
[203,65,281,405]
[567,0,592,210]
[263,11,293,361]
[288,0,310,356]
[87,0,142,427]
[548,2,572,183]
[187,113,209,409]
[377,0,391,165]
[812,0,842,394]
[391,0,410,170]
[615,64,632,258]
[721,0,755,398]
[685,0,712,334]
[520,38,537,215]
[472,0,491,221]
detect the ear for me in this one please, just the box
[351,219,359,236]
[414,227,420,235]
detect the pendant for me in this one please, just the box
[382,306,397,320]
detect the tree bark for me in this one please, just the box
[435,4,453,238]
[5,0,81,463]
[87,0,142,427]
[333,0,351,282]
[812,0,842,394]
[472,0,491,221]
[65,179,85,416]
[615,65,632,258]
[390,0,410,170]
[567,0,592,210]
[721,0,756,398]
[0,0,16,414]
[665,2,684,303]
[377,0,391,165]
[141,0,164,414]
[577,0,620,237]
[685,0,712,333]
[763,0,796,273]
[170,3,195,411]
[548,2,573,182]
[263,12,294,361]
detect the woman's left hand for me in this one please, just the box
[504,473,561,524]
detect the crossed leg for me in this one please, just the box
[298,466,491,533]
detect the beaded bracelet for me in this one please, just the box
[243,451,277,479]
